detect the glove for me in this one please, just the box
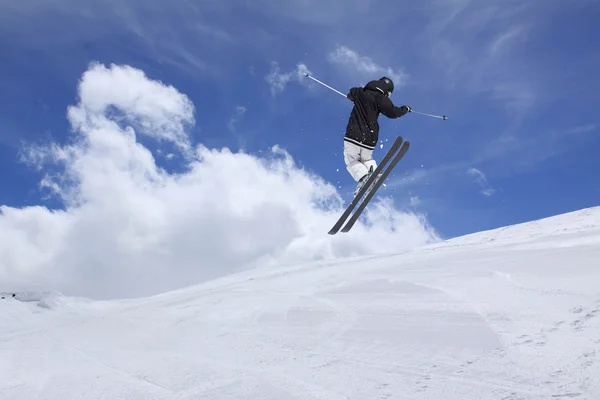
[347,87,359,102]
[400,105,411,114]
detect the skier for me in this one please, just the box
[343,76,411,195]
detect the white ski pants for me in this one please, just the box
[344,141,377,182]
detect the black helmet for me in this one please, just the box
[379,76,394,94]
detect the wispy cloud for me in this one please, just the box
[491,81,537,112]
[0,0,240,79]
[227,105,249,151]
[328,45,407,86]
[386,161,469,192]
[477,123,599,175]
[565,124,598,135]
[265,45,407,97]
[417,1,541,114]
[192,21,235,43]
[249,0,377,25]
[265,62,312,96]
[467,168,495,196]
[227,106,247,133]
[488,24,529,57]
[386,121,598,196]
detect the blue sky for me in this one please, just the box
[1,0,599,241]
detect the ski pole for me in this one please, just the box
[302,73,348,98]
[410,110,448,120]
[304,72,448,120]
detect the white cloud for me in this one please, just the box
[467,168,495,196]
[71,62,195,153]
[328,45,407,87]
[1,62,439,300]
[265,62,312,96]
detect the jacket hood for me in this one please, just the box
[364,79,392,95]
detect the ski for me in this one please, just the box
[328,136,405,235]
[340,139,410,233]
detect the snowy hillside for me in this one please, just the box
[1,207,600,400]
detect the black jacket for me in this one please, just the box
[344,79,410,150]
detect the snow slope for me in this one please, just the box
[1,207,600,400]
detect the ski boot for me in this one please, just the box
[354,166,382,197]
[354,175,369,197]
[364,170,383,198]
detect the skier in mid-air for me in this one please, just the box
[343,76,411,195]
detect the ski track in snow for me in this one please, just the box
[2,207,600,399]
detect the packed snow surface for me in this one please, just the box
[2,207,600,399]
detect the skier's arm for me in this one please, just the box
[378,94,410,118]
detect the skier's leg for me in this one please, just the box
[359,147,377,172]
[344,141,369,182]
[344,141,376,196]
[359,146,383,197]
